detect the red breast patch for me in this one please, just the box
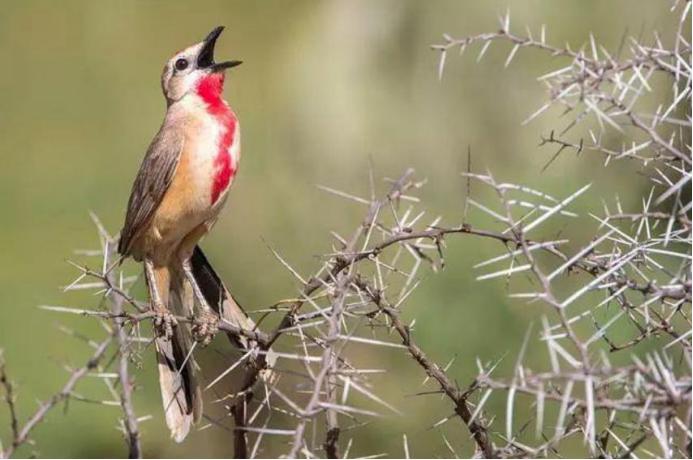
[196,73,238,205]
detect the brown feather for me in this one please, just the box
[118,124,183,257]
[191,246,277,382]
[155,265,202,443]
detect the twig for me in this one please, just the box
[287,276,351,458]
[1,335,114,458]
[105,241,142,459]
[356,279,496,458]
[0,352,19,449]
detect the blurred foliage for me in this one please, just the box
[0,1,680,457]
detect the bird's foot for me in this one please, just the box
[152,303,177,340]
[192,309,219,346]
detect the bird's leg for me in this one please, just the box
[144,258,177,339]
[182,258,219,346]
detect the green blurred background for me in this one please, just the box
[0,1,681,457]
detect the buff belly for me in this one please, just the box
[133,147,234,266]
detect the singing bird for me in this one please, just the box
[118,26,259,442]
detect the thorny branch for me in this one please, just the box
[0,353,18,451]
[105,240,142,459]
[356,278,496,458]
[1,2,691,458]
[0,336,114,458]
[287,276,350,458]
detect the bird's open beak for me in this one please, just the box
[197,26,242,72]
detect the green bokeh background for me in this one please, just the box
[0,1,681,457]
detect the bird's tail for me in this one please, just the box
[191,246,277,383]
[150,247,275,443]
[153,264,202,443]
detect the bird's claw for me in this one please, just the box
[152,304,177,340]
[192,310,219,346]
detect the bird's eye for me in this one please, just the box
[175,58,189,71]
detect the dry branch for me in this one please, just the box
[1,3,690,458]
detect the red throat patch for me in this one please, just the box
[196,73,238,205]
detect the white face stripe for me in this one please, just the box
[175,43,205,90]
[162,42,206,102]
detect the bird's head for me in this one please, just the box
[160,26,242,104]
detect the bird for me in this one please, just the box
[118,26,261,443]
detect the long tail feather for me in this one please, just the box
[152,247,273,443]
[155,266,202,443]
[191,246,277,381]
[155,334,201,442]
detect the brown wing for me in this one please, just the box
[118,124,183,256]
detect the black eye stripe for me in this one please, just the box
[175,58,189,71]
